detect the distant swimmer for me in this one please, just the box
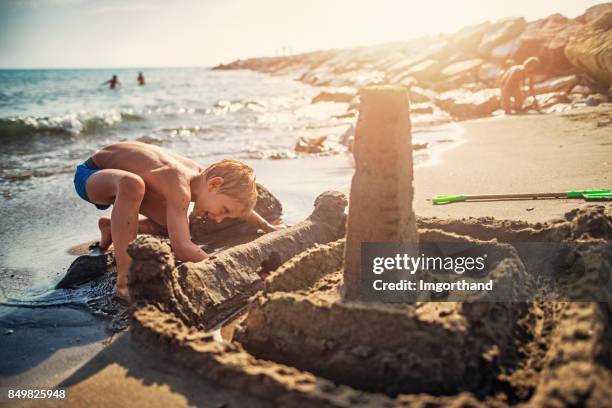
[499,57,540,114]
[137,72,145,86]
[103,75,120,90]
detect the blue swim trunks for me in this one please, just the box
[74,158,110,210]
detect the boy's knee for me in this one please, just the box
[117,174,145,199]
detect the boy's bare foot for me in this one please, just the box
[114,285,131,304]
[98,217,112,251]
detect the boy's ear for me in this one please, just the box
[207,176,224,191]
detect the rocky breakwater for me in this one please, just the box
[128,86,611,407]
[215,3,611,121]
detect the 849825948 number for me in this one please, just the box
[6,389,67,400]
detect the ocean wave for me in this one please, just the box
[202,99,268,115]
[0,110,146,139]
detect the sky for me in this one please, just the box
[0,0,604,69]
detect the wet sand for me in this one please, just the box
[2,106,611,405]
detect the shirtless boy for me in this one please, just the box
[73,141,280,302]
[500,57,540,114]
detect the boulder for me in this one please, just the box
[409,86,438,103]
[294,136,328,154]
[489,38,520,63]
[511,13,584,76]
[441,58,484,78]
[565,11,612,90]
[478,18,527,57]
[478,62,504,85]
[451,21,492,52]
[403,59,443,82]
[535,91,571,108]
[570,84,595,95]
[435,88,500,120]
[311,91,355,104]
[433,59,485,91]
[534,75,580,95]
[579,3,612,24]
[386,54,428,81]
[411,103,435,114]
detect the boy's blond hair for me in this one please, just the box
[203,159,257,211]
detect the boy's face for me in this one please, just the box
[191,177,247,223]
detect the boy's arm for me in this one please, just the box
[242,209,286,233]
[166,197,208,262]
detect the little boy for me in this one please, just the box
[500,57,540,114]
[73,141,280,302]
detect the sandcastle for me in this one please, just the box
[128,86,611,407]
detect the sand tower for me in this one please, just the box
[343,86,419,300]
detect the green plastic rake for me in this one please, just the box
[432,189,612,205]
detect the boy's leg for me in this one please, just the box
[96,215,167,251]
[514,89,525,112]
[138,197,167,227]
[85,169,145,302]
[137,217,168,235]
[500,84,513,114]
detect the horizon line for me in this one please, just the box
[0,64,217,71]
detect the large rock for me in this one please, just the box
[436,58,485,91]
[534,75,580,95]
[311,91,355,104]
[402,59,443,82]
[565,11,612,90]
[478,62,504,85]
[489,38,520,63]
[435,88,500,120]
[451,21,492,52]
[441,58,484,78]
[579,3,612,24]
[511,13,584,76]
[478,17,527,57]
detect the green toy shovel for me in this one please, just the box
[432,189,612,205]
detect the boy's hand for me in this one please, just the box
[166,197,209,262]
[262,223,288,233]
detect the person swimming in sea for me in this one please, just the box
[137,72,145,86]
[499,57,540,114]
[103,75,120,90]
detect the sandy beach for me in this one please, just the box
[2,104,610,407]
[415,106,612,221]
[1,2,611,405]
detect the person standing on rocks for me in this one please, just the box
[500,57,540,114]
[73,142,283,302]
